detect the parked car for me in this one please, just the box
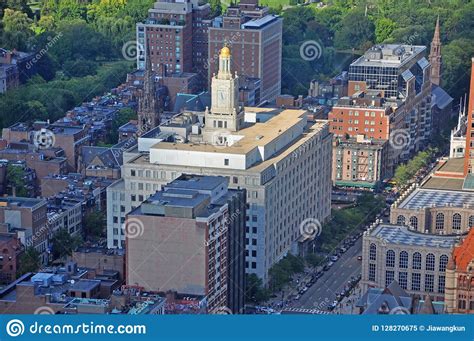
[328,301,338,311]
[330,255,339,262]
[357,255,362,261]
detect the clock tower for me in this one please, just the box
[205,46,243,133]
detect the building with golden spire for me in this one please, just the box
[203,45,244,142]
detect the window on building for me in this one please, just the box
[409,216,418,230]
[397,215,406,225]
[224,159,229,166]
[385,270,395,287]
[413,252,422,270]
[426,253,435,271]
[438,275,445,294]
[435,213,445,230]
[399,251,408,269]
[369,263,376,281]
[369,243,376,261]
[398,272,408,289]
[386,250,395,267]
[424,274,434,292]
[439,255,448,272]
[469,215,474,228]
[452,213,462,230]
[411,273,421,291]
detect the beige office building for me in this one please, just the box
[107,47,332,281]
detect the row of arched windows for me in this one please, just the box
[369,244,449,272]
[396,213,474,231]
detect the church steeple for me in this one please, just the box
[138,49,160,133]
[429,15,442,86]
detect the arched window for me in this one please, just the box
[386,250,395,267]
[369,243,377,261]
[469,216,474,228]
[426,253,435,271]
[413,252,422,270]
[397,215,406,225]
[439,255,448,272]
[399,251,408,269]
[435,213,445,230]
[409,216,418,230]
[452,213,462,230]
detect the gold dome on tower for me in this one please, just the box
[220,46,231,58]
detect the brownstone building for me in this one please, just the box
[0,233,22,284]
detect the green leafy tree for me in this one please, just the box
[209,0,222,17]
[375,17,396,43]
[17,247,40,276]
[245,274,270,304]
[106,107,137,144]
[50,228,82,261]
[334,10,375,50]
[6,164,28,197]
[84,211,106,239]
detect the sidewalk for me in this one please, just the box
[333,284,362,315]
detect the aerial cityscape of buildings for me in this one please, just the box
[1,0,474,318]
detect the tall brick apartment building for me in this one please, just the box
[208,0,282,103]
[136,0,212,87]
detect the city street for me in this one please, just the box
[294,237,363,310]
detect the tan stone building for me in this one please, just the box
[361,223,459,301]
[390,182,474,235]
[107,47,332,282]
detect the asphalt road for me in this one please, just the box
[294,237,363,310]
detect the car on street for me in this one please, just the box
[328,301,338,311]
[357,255,362,261]
[330,255,339,262]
